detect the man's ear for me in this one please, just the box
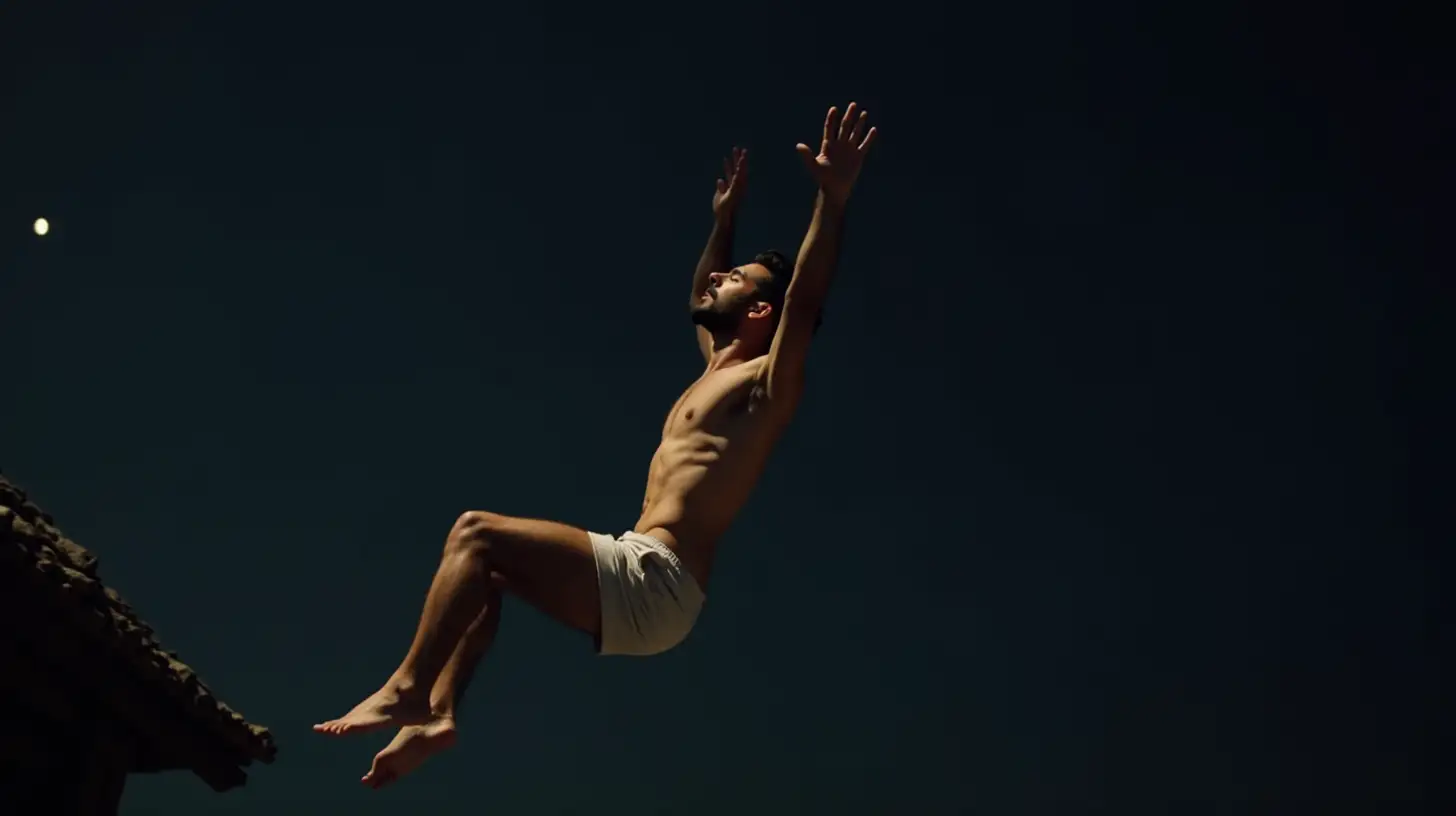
[747,301,775,321]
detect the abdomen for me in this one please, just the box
[637,431,767,546]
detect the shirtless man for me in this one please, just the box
[314,102,878,788]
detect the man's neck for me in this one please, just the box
[706,335,761,370]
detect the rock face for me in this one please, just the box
[0,470,276,812]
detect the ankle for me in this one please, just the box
[428,711,459,734]
[388,673,422,698]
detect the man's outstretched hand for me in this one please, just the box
[797,102,877,206]
[714,147,748,219]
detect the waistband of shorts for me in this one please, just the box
[619,530,684,569]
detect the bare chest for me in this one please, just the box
[661,364,767,440]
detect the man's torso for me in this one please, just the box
[635,357,795,587]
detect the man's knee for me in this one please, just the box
[446,510,508,558]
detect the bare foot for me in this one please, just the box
[362,717,459,789]
[313,682,433,737]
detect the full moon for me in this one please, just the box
[33,218,49,236]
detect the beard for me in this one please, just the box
[690,298,743,333]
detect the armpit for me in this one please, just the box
[747,381,775,414]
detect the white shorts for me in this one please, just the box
[589,530,705,657]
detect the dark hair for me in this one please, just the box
[750,249,824,333]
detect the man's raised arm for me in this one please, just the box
[761,103,878,399]
[690,147,748,362]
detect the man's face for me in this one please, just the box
[691,263,775,332]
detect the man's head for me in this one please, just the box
[690,250,795,348]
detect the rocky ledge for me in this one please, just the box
[0,471,277,780]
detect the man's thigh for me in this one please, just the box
[465,512,601,641]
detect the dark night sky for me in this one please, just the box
[0,2,1435,814]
